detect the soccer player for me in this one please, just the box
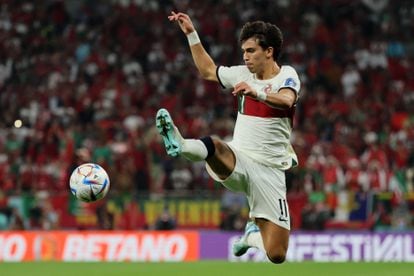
[156,11,301,264]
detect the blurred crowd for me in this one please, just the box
[0,0,414,231]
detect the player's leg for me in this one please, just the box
[255,218,289,263]
[233,162,290,264]
[156,108,236,179]
[234,218,289,264]
[233,220,261,257]
[203,139,236,180]
[239,218,288,263]
[156,108,289,263]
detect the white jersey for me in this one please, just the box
[217,65,301,169]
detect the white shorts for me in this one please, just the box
[206,146,290,230]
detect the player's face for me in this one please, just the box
[241,38,270,73]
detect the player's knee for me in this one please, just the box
[267,249,286,264]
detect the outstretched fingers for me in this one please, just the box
[168,11,178,21]
[168,11,189,22]
[168,11,195,34]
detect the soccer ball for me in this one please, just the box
[69,163,110,202]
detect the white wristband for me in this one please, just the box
[256,90,267,102]
[187,31,201,46]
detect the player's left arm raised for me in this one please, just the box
[232,82,297,109]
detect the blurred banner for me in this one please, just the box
[0,231,198,262]
[1,231,413,262]
[203,232,414,262]
[65,198,223,229]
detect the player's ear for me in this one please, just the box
[266,47,274,58]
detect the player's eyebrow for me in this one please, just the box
[241,47,255,53]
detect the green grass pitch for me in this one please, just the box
[1,261,413,276]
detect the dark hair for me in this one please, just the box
[239,21,283,61]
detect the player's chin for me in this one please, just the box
[246,66,255,73]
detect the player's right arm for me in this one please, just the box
[168,11,218,82]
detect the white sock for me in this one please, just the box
[246,231,265,252]
[173,126,209,161]
[181,139,208,161]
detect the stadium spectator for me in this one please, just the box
[153,208,176,231]
[167,159,194,195]
[371,201,392,231]
[96,202,115,230]
[220,190,248,231]
[7,207,26,230]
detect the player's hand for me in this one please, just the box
[232,82,258,99]
[168,11,195,35]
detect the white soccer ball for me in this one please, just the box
[69,163,110,202]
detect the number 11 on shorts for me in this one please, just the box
[278,198,289,222]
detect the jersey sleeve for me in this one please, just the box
[216,65,247,89]
[279,66,301,96]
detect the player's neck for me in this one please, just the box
[255,62,280,80]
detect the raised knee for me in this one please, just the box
[267,250,286,264]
